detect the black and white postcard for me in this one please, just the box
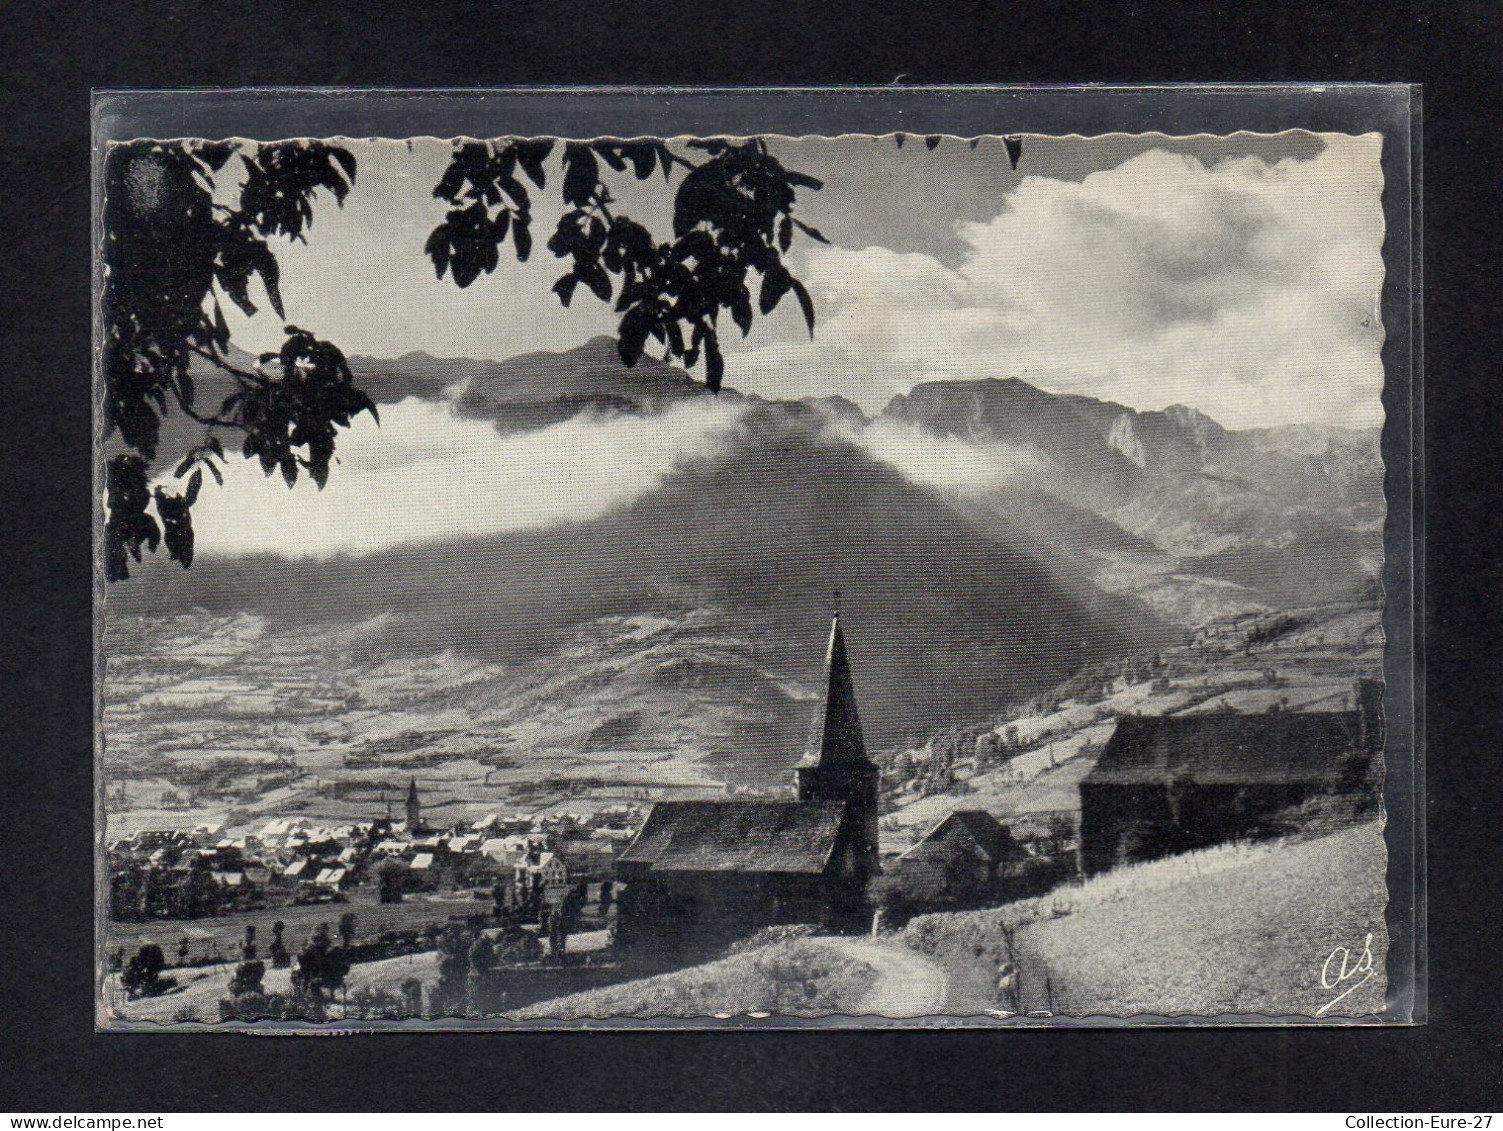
[95,102,1417,1027]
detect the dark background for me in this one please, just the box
[2,0,1499,1112]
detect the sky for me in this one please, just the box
[224,130,1386,430]
[182,130,1387,558]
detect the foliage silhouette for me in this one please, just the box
[102,134,1013,578]
[425,136,829,392]
[101,138,374,580]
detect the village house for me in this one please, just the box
[515,849,568,890]
[1078,680,1383,874]
[893,809,1026,904]
[614,611,880,952]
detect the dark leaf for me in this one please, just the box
[793,219,829,244]
[152,486,193,569]
[197,141,236,171]
[1004,135,1024,170]
[593,143,627,173]
[926,135,942,151]
[562,144,599,207]
[778,215,792,252]
[424,225,451,278]
[672,164,718,238]
[785,170,824,190]
[512,219,532,262]
[704,336,724,392]
[789,277,815,336]
[253,245,285,320]
[185,468,203,505]
[730,287,753,336]
[495,173,530,213]
[582,262,612,302]
[331,147,357,181]
[664,319,685,357]
[759,263,791,315]
[622,142,656,179]
[618,308,649,366]
[434,161,466,201]
[551,273,578,307]
[513,139,553,188]
[452,246,481,289]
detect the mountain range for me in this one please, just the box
[102,337,1383,815]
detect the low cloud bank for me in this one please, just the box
[177,396,749,558]
[839,415,1047,497]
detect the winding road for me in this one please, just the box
[816,936,949,1017]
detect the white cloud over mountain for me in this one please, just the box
[731,136,1385,428]
[179,398,749,558]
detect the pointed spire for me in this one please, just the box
[812,605,867,767]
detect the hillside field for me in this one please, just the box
[903,820,1388,1019]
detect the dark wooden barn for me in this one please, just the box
[1079,697,1380,875]
[613,611,880,953]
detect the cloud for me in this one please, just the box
[176,397,749,558]
[840,415,1046,496]
[730,135,1386,428]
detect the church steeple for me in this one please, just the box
[810,606,867,769]
[796,603,880,872]
[405,778,422,831]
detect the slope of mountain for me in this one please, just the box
[107,399,1171,760]
[880,377,1382,606]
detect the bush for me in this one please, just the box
[122,944,167,998]
[228,959,266,998]
[218,992,322,1022]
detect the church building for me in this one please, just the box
[613,610,881,953]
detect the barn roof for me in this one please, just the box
[1085,711,1361,787]
[618,800,847,875]
[906,809,1015,863]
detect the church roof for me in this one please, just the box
[618,800,848,875]
[1085,711,1361,787]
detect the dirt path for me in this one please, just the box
[816,937,949,1017]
